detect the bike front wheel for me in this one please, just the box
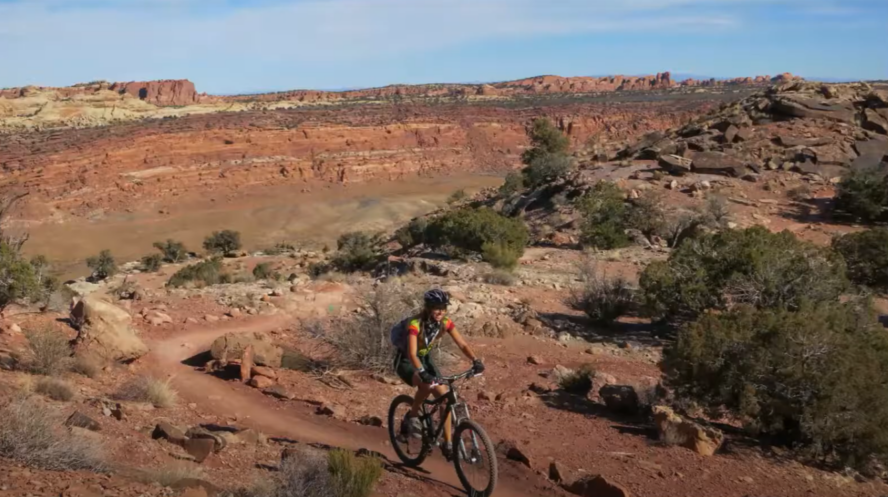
[452,419,498,497]
[387,394,429,467]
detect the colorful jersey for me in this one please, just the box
[407,316,455,357]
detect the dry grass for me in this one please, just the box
[114,376,178,408]
[35,377,75,401]
[568,259,635,325]
[558,365,595,396]
[328,449,382,497]
[482,270,516,286]
[24,327,72,376]
[72,355,102,379]
[0,397,106,471]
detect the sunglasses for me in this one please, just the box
[428,305,448,311]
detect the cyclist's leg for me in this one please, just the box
[424,358,452,446]
[396,352,434,417]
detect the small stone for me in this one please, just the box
[248,376,275,389]
[549,461,569,483]
[316,403,347,419]
[8,323,22,334]
[204,315,219,323]
[251,366,277,379]
[667,180,679,190]
[565,475,630,497]
[264,384,295,400]
[183,438,215,463]
[358,415,384,427]
[185,317,198,324]
[599,385,640,415]
[477,391,492,401]
[497,441,531,468]
[527,356,544,365]
[152,422,187,446]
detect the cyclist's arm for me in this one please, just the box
[407,330,424,370]
[448,327,477,362]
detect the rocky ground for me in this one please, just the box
[1,79,887,497]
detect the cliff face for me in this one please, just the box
[108,80,202,106]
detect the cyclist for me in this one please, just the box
[392,288,484,459]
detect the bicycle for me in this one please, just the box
[387,367,498,497]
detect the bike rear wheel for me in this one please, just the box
[387,394,429,467]
[453,419,497,497]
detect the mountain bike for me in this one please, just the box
[388,368,498,497]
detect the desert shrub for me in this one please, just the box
[559,365,594,396]
[520,117,570,166]
[331,232,383,273]
[568,262,635,324]
[262,242,296,256]
[640,226,848,325]
[481,241,521,269]
[424,207,528,261]
[521,153,573,189]
[328,448,382,497]
[203,230,242,255]
[114,376,177,408]
[0,397,106,471]
[308,261,331,279]
[832,228,888,291]
[35,377,74,401]
[625,191,667,239]
[28,255,59,308]
[447,189,467,204]
[834,168,888,222]
[280,348,320,373]
[167,258,226,288]
[664,301,888,467]
[25,327,72,376]
[483,270,516,286]
[152,239,188,263]
[72,355,101,379]
[394,217,428,249]
[499,172,525,196]
[0,242,39,312]
[141,254,163,273]
[576,182,631,250]
[86,249,117,281]
[325,280,419,373]
[140,463,205,487]
[252,262,280,281]
[697,195,731,230]
[787,184,813,201]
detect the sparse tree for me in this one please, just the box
[203,230,242,255]
[86,250,117,281]
[152,239,187,263]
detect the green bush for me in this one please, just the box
[141,254,163,273]
[576,182,631,250]
[447,189,467,204]
[499,172,525,196]
[394,218,428,249]
[0,242,39,312]
[332,232,383,273]
[86,250,117,281]
[569,263,635,324]
[252,262,280,281]
[328,449,382,497]
[521,153,573,189]
[167,258,226,288]
[664,301,888,467]
[521,117,570,166]
[152,239,188,263]
[424,207,528,261]
[832,228,888,291]
[481,241,522,270]
[834,168,888,222]
[640,226,848,325]
[203,230,242,255]
[262,242,296,256]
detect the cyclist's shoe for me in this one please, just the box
[400,414,423,440]
[441,441,453,461]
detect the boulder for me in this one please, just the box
[851,154,888,171]
[497,440,531,468]
[599,385,640,415]
[248,375,274,389]
[169,479,223,497]
[527,356,544,366]
[652,406,724,456]
[71,295,148,362]
[235,428,267,445]
[358,415,384,427]
[143,310,172,326]
[723,125,739,143]
[771,96,856,123]
[549,461,570,483]
[186,426,227,453]
[152,422,187,446]
[316,403,347,419]
[65,412,101,432]
[690,151,748,177]
[658,154,692,175]
[864,108,888,135]
[210,332,282,368]
[183,438,215,464]
[735,127,752,142]
[854,138,888,158]
[251,366,277,379]
[564,475,631,497]
[263,385,295,400]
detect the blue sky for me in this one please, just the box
[0,0,886,95]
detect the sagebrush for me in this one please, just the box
[114,376,177,408]
[25,327,72,376]
[568,260,635,324]
[167,258,228,288]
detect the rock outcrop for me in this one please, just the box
[210,331,283,368]
[652,406,724,456]
[71,295,148,362]
[109,80,201,106]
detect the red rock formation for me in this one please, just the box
[108,79,201,106]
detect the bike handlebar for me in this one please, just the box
[433,368,481,385]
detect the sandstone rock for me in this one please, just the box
[657,154,692,175]
[317,403,347,419]
[210,331,283,368]
[152,422,187,446]
[185,317,199,325]
[264,384,295,400]
[71,295,148,362]
[497,440,531,468]
[864,108,888,135]
[186,426,227,453]
[549,461,570,483]
[183,437,215,463]
[854,138,888,158]
[771,95,856,123]
[240,345,254,382]
[143,310,172,326]
[735,127,752,142]
[652,405,724,456]
[690,151,747,177]
[65,412,101,432]
[251,366,277,379]
[235,428,267,445]
[723,125,739,143]
[248,375,274,389]
[564,475,631,497]
[527,356,544,365]
[204,315,219,323]
[110,79,199,106]
[6,322,22,334]
[599,385,640,415]
[850,154,888,171]
[477,391,493,401]
[358,415,384,427]
[169,478,223,497]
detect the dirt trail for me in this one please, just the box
[146,308,557,497]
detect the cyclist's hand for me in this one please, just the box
[418,369,436,385]
[472,359,485,374]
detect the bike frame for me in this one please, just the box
[419,369,481,461]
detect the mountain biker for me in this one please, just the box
[392,288,484,459]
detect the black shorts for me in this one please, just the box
[393,351,439,387]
